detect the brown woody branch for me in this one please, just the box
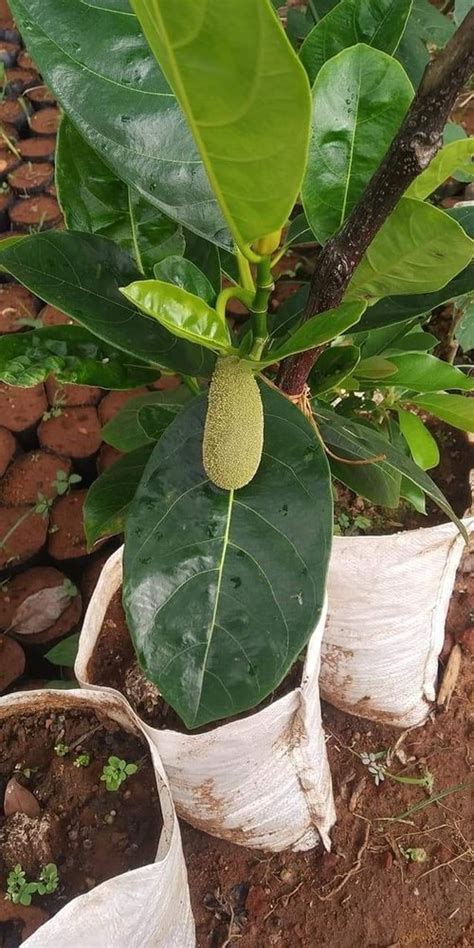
[278,9,474,395]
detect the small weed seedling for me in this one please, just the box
[360,750,433,791]
[73,753,91,768]
[101,756,138,791]
[42,392,67,421]
[62,578,78,599]
[52,470,82,496]
[54,743,69,758]
[5,863,59,906]
[400,847,428,863]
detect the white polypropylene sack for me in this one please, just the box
[321,518,474,728]
[0,689,195,948]
[76,547,335,853]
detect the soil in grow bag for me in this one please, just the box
[0,705,162,945]
[88,589,303,735]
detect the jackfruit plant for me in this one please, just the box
[0,0,473,727]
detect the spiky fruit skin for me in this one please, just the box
[203,357,264,491]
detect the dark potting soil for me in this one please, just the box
[0,285,39,335]
[28,106,60,137]
[37,304,73,328]
[16,138,56,163]
[0,429,16,479]
[44,378,102,409]
[0,384,47,433]
[0,705,162,945]
[88,589,304,735]
[8,161,54,197]
[0,506,48,571]
[0,636,24,693]
[9,195,62,232]
[47,491,93,561]
[0,567,82,646]
[0,450,71,506]
[38,407,102,460]
[24,86,56,110]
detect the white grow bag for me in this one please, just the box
[321,518,474,728]
[0,689,194,948]
[76,547,335,853]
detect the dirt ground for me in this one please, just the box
[182,555,473,947]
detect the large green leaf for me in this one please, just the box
[0,232,215,378]
[302,44,412,244]
[446,205,474,240]
[310,344,361,394]
[407,140,474,200]
[123,386,333,728]
[398,409,439,470]
[9,0,230,247]
[300,0,412,84]
[56,117,185,276]
[121,280,232,353]
[153,256,215,305]
[411,393,474,433]
[454,0,471,26]
[260,301,365,367]
[0,326,159,389]
[131,0,311,252]
[84,445,154,547]
[313,403,466,531]
[396,0,454,87]
[346,199,473,302]
[358,353,474,392]
[456,298,474,353]
[102,388,192,452]
[357,262,474,331]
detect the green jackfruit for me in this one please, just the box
[203,356,264,490]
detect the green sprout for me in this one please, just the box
[100,756,138,792]
[54,743,69,757]
[73,753,91,768]
[360,750,434,791]
[400,847,428,863]
[52,470,82,496]
[5,863,59,906]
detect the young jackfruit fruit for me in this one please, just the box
[203,356,264,490]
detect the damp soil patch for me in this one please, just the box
[0,703,162,945]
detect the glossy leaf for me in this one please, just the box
[456,299,474,352]
[0,326,160,389]
[359,352,474,392]
[313,403,465,530]
[9,0,230,247]
[446,204,474,239]
[124,385,333,728]
[407,140,474,200]
[303,44,412,244]
[268,285,308,343]
[286,213,315,247]
[102,388,191,453]
[84,445,154,547]
[396,0,454,87]
[56,117,184,276]
[454,0,471,26]
[45,634,80,669]
[398,410,440,470]
[355,356,398,379]
[258,301,365,367]
[0,232,215,378]
[300,0,412,84]
[357,262,474,331]
[131,0,311,251]
[153,256,215,305]
[121,280,232,352]
[310,345,361,394]
[411,393,474,433]
[347,199,473,302]
[390,330,438,352]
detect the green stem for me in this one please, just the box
[384,771,430,788]
[379,780,472,823]
[236,249,256,292]
[216,286,254,321]
[182,375,201,396]
[249,257,273,360]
